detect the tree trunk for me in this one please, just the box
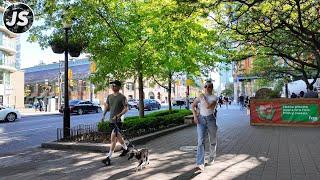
[133,77,137,100]
[168,73,172,112]
[285,83,289,98]
[138,71,144,118]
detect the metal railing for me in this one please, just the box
[57,122,106,142]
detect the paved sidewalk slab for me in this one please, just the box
[1,107,320,180]
[41,124,191,152]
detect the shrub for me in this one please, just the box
[98,109,192,137]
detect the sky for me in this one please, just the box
[20,32,64,69]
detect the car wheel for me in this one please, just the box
[158,105,161,109]
[78,109,83,115]
[6,113,17,122]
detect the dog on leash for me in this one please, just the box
[128,148,149,171]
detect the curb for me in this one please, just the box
[41,142,123,153]
[41,124,192,152]
[22,113,61,118]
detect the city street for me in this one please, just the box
[2,104,320,179]
[0,105,177,155]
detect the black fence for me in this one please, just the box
[57,123,107,142]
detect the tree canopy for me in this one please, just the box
[28,0,222,117]
[208,0,320,88]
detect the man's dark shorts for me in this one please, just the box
[109,122,123,136]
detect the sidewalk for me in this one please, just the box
[19,108,60,117]
[1,105,320,179]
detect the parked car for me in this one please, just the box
[0,106,21,122]
[128,99,138,109]
[189,97,196,104]
[59,100,102,115]
[137,99,161,111]
[172,98,186,106]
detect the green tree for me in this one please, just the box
[28,0,221,117]
[221,83,234,97]
[207,0,320,89]
[149,4,215,111]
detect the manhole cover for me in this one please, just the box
[180,146,197,152]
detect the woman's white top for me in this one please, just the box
[199,94,218,116]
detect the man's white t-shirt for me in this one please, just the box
[199,94,218,116]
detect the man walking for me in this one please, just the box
[192,81,218,171]
[239,94,245,109]
[101,80,129,166]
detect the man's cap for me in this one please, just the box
[204,80,213,87]
[110,80,122,87]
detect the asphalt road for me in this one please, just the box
[0,105,182,155]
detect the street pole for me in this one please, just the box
[58,61,61,109]
[63,27,70,138]
[90,81,93,102]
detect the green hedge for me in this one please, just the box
[98,109,192,137]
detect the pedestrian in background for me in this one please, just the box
[218,95,223,108]
[224,96,229,109]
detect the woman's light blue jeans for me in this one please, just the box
[196,114,217,165]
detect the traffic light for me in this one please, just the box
[68,68,73,80]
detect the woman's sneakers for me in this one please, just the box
[197,164,205,171]
[102,156,111,166]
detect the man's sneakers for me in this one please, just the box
[119,143,134,157]
[101,156,111,166]
[119,148,129,157]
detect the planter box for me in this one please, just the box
[250,98,320,127]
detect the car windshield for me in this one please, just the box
[70,100,80,105]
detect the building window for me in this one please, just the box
[0,32,2,46]
[126,82,134,91]
[0,13,3,25]
[4,72,10,85]
[0,52,4,65]
[0,73,3,84]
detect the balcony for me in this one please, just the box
[0,45,16,55]
[0,38,16,55]
[0,26,17,38]
[0,64,17,72]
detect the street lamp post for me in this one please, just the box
[63,21,71,138]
